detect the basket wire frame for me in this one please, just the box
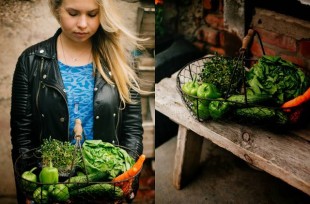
[176,29,308,126]
[14,136,141,203]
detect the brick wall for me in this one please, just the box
[161,0,310,72]
[176,0,243,57]
[251,8,310,72]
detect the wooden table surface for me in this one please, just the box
[155,73,310,195]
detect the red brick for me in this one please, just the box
[209,46,225,56]
[203,0,212,10]
[195,25,219,45]
[250,41,264,57]
[299,40,310,58]
[219,31,225,47]
[219,0,224,13]
[205,14,224,30]
[193,41,206,51]
[254,28,297,52]
[219,31,242,56]
[251,40,276,57]
[203,0,222,12]
[280,54,305,68]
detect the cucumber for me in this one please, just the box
[227,94,272,106]
[235,107,275,120]
[234,107,288,125]
[274,110,289,125]
[70,183,123,199]
[65,172,106,190]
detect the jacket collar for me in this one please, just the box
[34,28,62,60]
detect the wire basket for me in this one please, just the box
[14,120,142,204]
[15,146,140,204]
[176,29,310,128]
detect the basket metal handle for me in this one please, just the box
[74,119,83,141]
[241,29,255,51]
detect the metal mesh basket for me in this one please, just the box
[176,56,309,127]
[14,145,140,204]
[176,29,309,128]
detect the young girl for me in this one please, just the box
[11,0,145,203]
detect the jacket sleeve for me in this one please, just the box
[11,54,35,163]
[119,89,144,159]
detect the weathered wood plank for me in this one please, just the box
[173,125,203,189]
[155,75,310,195]
[142,121,155,158]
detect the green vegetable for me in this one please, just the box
[234,107,288,125]
[65,172,106,190]
[69,183,123,200]
[197,83,221,101]
[21,167,37,192]
[275,111,289,125]
[41,138,81,176]
[192,101,211,120]
[227,94,272,106]
[199,54,242,95]
[48,184,70,202]
[246,55,309,104]
[39,161,59,184]
[209,100,230,119]
[33,187,48,204]
[82,140,135,180]
[76,171,85,176]
[181,79,199,96]
[235,107,275,120]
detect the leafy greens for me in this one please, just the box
[82,140,135,180]
[246,56,309,104]
[41,138,81,175]
[199,54,243,95]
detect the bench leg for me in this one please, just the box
[173,124,203,189]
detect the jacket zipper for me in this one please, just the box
[43,82,70,141]
[36,57,44,142]
[114,101,122,145]
[36,57,70,141]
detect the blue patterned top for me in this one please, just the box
[58,61,94,143]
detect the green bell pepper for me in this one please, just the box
[39,161,59,184]
[21,167,37,192]
[48,184,70,202]
[209,100,230,120]
[33,187,49,204]
[197,83,221,99]
[192,100,210,120]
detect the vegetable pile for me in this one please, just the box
[41,138,81,176]
[199,54,243,95]
[81,140,135,180]
[180,55,310,125]
[246,56,309,104]
[18,139,146,203]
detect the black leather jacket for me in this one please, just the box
[11,29,143,162]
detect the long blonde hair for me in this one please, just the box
[48,0,146,104]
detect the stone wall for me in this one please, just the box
[0,0,59,197]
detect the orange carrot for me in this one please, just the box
[132,154,146,171]
[113,154,146,182]
[282,88,310,108]
[113,167,138,182]
[304,87,310,101]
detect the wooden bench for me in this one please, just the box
[155,72,310,195]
